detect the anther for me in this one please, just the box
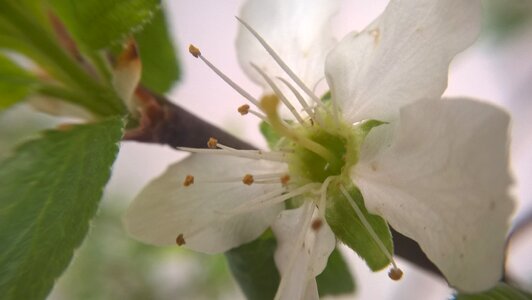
[207,137,218,149]
[280,175,290,186]
[189,44,201,58]
[242,174,254,185]
[388,267,403,281]
[311,218,323,231]
[176,234,186,246]
[183,175,194,187]
[238,104,250,115]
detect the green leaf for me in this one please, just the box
[0,117,124,300]
[135,7,180,93]
[326,185,393,271]
[453,282,532,300]
[225,231,280,300]
[260,121,282,150]
[49,0,159,50]
[0,54,37,110]
[317,248,356,297]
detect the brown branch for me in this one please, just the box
[125,89,444,277]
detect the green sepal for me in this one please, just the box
[259,121,282,150]
[453,282,532,300]
[0,117,124,300]
[225,230,280,300]
[325,185,393,271]
[317,248,356,297]
[0,54,37,110]
[321,90,331,103]
[357,119,387,140]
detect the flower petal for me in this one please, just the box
[124,154,286,254]
[236,0,339,91]
[272,204,336,300]
[353,98,514,292]
[325,0,481,123]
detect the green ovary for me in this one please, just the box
[289,124,358,184]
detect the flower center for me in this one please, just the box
[260,94,359,185]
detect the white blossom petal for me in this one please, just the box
[236,0,339,91]
[353,98,514,292]
[325,0,481,123]
[272,204,336,300]
[124,154,286,254]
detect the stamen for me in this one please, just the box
[238,104,250,115]
[249,109,268,122]
[311,218,323,231]
[176,233,186,246]
[250,63,305,125]
[177,147,289,162]
[183,175,195,187]
[188,45,201,58]
[236,17,323,107]
[388,267,403,281]
[193,172,285,184]
[280,175,290,186]
[189,44,261,108]
[242,174,254,185]
[207,137,218,149]
[227,183,320,214]
[318,176,336,219]
[276,77,323,126]
[238,104,268,121]
[339,185,402,276]
[261,96,335,163]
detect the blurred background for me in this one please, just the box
[0,0,531,299]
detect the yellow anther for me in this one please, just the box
[311,218,323,231]
[189,44,201,58]
[238,104,250,115]
[388,267,403,281]
[242,174,254,185]
[183,175,195,187]
[176,234,186,246]
[280,175,290,186]
[207,137,218,149]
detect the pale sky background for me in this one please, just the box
[105,0,532,298]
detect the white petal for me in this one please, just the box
[325,0,481,123]
[272,204,336,300]
[124,154,286,254]
[236,0,339,91]
[353,98,514,292]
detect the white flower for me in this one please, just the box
[124,0,514,298]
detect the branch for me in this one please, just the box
[125,89,443,277]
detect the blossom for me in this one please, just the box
[124,0,514,298]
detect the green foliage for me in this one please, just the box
[484,0,532,40]
[317,248,356,297]
[135,7,180,93]
[0,54,37,110]
[453,282,532,300]
[225,231,280,300]
[49,0,159,50]
[0,118,124,300]
[326,186,393,271]
[52,199,236,299]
